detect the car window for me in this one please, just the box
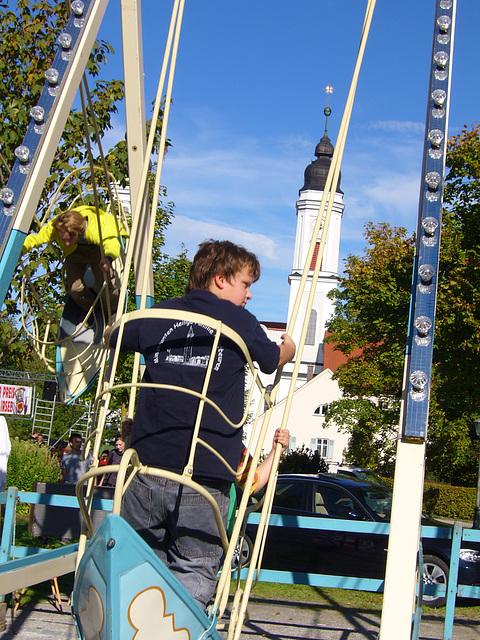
[336,470,354,479]
[361,487,392,520]
[315,485,367,520]
[359,470,388,487]
[273,481,304,510]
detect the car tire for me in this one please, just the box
[231,533,253,571]
[422,554,449,608]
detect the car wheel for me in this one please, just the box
[231,534,253,571]
[422,554,449,608]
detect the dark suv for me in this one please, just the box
[243,473,480,607]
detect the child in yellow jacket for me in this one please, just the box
[22,206,121,314]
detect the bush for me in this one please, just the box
[423,481,475,521]
[378,477,474,521]
[278,446,329,474]
[7,438,60,492]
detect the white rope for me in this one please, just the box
[227,3,378,637]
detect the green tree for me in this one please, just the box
[278,446,329,474]
[326,221,414,399]
[0,1,124,191]
[7,438,60,491]
[324,125,480,484]
[427,124,480,484]
[1,1,190,391]
[324,222,414,472]
[1,0,124,361]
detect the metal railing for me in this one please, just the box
[0,488,478,640]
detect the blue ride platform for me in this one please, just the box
[72,513,222,640]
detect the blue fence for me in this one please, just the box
[1,488,479,640]
[241,512,480,640]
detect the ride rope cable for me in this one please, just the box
[80,75,126,244]
[114,0,185,319]
[112,0,186,419]
[78,1,274,613]
[78,82,113,322]
[79,0,377,635]
[224,3,378,638]
[73,1,186,566]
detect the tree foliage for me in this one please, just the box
[325,125,480,484]
[327,221,414,399]
[7,438,60,491]
[0,1,124,189]
[1,0,124,364]
[278,446,329,474]
[0,2,191,407]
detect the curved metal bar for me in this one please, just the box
[75,448,231,555]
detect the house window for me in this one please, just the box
[313,404,328,417]
[288,435,297,452]
[305,309,317,345]
[310,437,334,459]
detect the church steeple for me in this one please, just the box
[287,88,345,376]
[300,106,342,195]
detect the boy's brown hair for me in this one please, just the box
[185,239,260,293]
[52,210,86,236]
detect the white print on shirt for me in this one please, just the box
[153,322,222,370]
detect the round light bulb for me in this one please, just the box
[410,370,428,391]
[428,129,444,148]
[437,14,451,32]
[0,188,14,206]
[419,263,435,285]
[437,33,450,45]
[434,51,449,70]
[422,217,439,245]
[425,172,441,191]
[422,217,438,237]
[414,316,432,337]
[45,68,59,85]
[432,89,446,108]
[58,33,72,49]
[30,105,45,123]
[71,0,84,15]
[15,145,30,163]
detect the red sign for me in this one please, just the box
[0,384,33,416]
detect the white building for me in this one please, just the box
[251,115,349,465]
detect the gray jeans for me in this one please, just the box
[121,474,230,609]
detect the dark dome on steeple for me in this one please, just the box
[315,132,334,158]
[300,107,343,195]
[300,131,343,195]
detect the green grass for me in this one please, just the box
[241,580,480,619]
[242,580,383,608]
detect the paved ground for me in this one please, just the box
[1,597,479,640]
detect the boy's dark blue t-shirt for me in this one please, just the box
[109,290,280,482]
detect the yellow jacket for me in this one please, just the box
[22,206,122,260]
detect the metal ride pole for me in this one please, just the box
[379,1,456,637]
[473,419,480,529]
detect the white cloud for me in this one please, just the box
[368,120,425,135]
[107,105,429,318]
[163,215,279,262]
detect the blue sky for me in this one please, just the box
[96,1,480,322]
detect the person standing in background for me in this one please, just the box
[0,416,11,492]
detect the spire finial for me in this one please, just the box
[323,85,335,133]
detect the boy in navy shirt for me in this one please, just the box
[106,239,295,609]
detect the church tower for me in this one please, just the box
[287,106,345,380]
[252,102,348,461]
